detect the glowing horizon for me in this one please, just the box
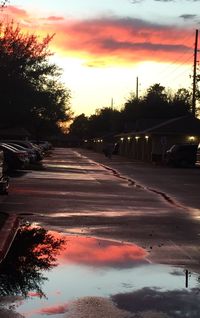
[1,0,199,115]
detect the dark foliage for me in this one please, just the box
[69,83,192,140]
[0,225,65,298]
[0,22,72,137]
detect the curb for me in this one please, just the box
[0,214,20,264]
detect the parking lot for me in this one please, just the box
[1,147,200,317]
[0,147,199,267]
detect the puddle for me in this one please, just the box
[0,226,200,318]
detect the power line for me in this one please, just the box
[152,33,194,82]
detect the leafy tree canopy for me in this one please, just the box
[0,225,65,298]
[69,113,89,138]
[69,83,192,140]
[0,22,72,137]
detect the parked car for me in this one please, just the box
[0,150,9,194]
[0,140,44,161]
[0,143,29,170]
[5,142,37,163]
[31,140,53,152]
[165,144,198,167]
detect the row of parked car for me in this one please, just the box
[0,140,52,194]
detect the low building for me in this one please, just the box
[116,115,200,163]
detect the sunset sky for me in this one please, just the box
[2,0,199,115]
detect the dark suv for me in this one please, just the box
[165,144,198,168]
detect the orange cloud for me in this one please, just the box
[49,234,148,267]
[38,17,193,66]
[45,16,64,21]
[5,5,28,19]
[36,303,68,315]
[2,6,194,65]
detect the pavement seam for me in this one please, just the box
[100,163,186,210]
[75,150,184,208]
[76,151,184,209]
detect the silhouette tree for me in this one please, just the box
[69,83,193,140]
[121,84,192,125]
[88,107,122,138]
[0,226,65,298]
[69,113,89,139]
[169,88,192,116]
[121,93,144,129]
[0,22,71,137]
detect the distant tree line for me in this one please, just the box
[0,22,72,138]
[69,83,195,140]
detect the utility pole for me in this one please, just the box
[192,29,198,117]
[111,97,114,109]
[136,76,139,99]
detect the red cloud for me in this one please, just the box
[46,16,64,21]
[51,234,148,267]
[45,17,194,65]
[36,303,68,315]
[5,5,28,19]
[3,7,194,65]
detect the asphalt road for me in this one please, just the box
[1,147,200,271]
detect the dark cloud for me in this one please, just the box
[65,16,192,54]
[170,269,185,276]
[111,287,200,317]
[101,38,190,53]
[180,14,197,20]
[42,15,194,64]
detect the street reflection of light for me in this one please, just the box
[189,208,200,220]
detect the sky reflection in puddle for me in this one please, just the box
[0,226,200,318]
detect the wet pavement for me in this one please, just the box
[1,147,200,317]
[1,226,200,318]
